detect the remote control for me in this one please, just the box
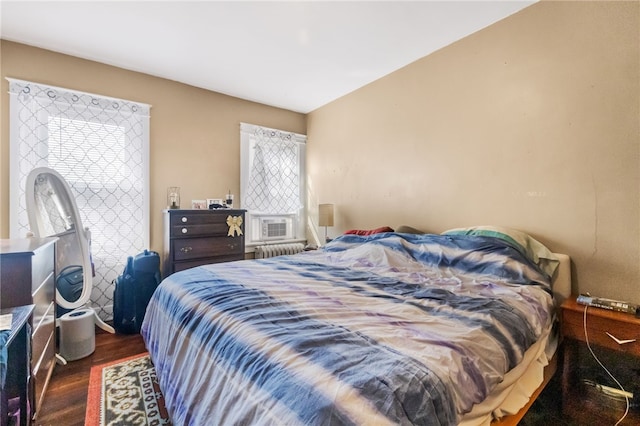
[577,294,639,316]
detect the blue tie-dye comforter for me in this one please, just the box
[141,233,554,426]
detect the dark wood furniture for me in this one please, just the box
[1,304,35,426]
[561,296,640,424]
[163,209,246,277]
[0,238,57,420]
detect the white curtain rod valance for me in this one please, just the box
[6,77,152,116]
[240,122,306,144]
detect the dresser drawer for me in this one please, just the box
[170,211,243,237]
[174,254,244,272]
[173,236,243,261]
[31,241,55,294]
[32,329,55,414]
[32,272,55,329]
[32,302,55,369]
[170,211,229,225]
[170,222,231,237]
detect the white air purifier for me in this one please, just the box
[59,308,96,361]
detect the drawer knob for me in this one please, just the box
[180,246,193,253]
[181,217,188,223]
[181,228,188,234]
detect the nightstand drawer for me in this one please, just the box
[563,304,640,356]
[173,236,243,261]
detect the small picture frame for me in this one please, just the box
[191,199,207,210]
[207,198,224,208]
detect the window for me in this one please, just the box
[8,79,150,320]
[240,123,306,245]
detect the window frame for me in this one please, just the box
[239,122,306,247]
[8,78,150,320]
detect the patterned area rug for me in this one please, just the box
[86,353,172,425]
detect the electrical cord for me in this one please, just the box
[583,305,630,425]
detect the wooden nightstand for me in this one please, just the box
[561,296,640,424]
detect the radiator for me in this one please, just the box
[255,242,305,259]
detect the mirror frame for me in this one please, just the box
[25,166,93,310]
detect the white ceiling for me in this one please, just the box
[0,1,535,113]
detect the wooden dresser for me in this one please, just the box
[163,209,246,277]
[0,237,57,420]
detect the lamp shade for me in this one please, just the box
[318,204,334,227]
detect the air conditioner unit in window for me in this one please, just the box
[253,216,294,241]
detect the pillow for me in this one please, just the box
[396,225,426,234]
[441,225,559,278]
[344,226,394,236]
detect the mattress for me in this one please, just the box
[142,232,561,425]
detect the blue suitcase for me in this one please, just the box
[56,265,84,317]
[113,250,161,334]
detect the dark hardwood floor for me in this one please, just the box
[34,329,146,426]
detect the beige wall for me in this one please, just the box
[2,1,638,304]
[307,1,640,303]
[0,40,306,255]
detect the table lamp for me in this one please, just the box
[318,203,334,243]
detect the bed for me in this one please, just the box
[141,229,571,425]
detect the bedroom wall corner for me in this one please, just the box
[306,1,640,303]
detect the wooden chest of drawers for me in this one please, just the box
[163,209,246,277]
[0,237,57,421]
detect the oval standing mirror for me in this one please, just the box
[26,167,92,309]
[25,167,114,334]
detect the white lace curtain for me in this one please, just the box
[8,78,150,320]
[241,123,305,214]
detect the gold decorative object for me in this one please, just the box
[226,215,243,237]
